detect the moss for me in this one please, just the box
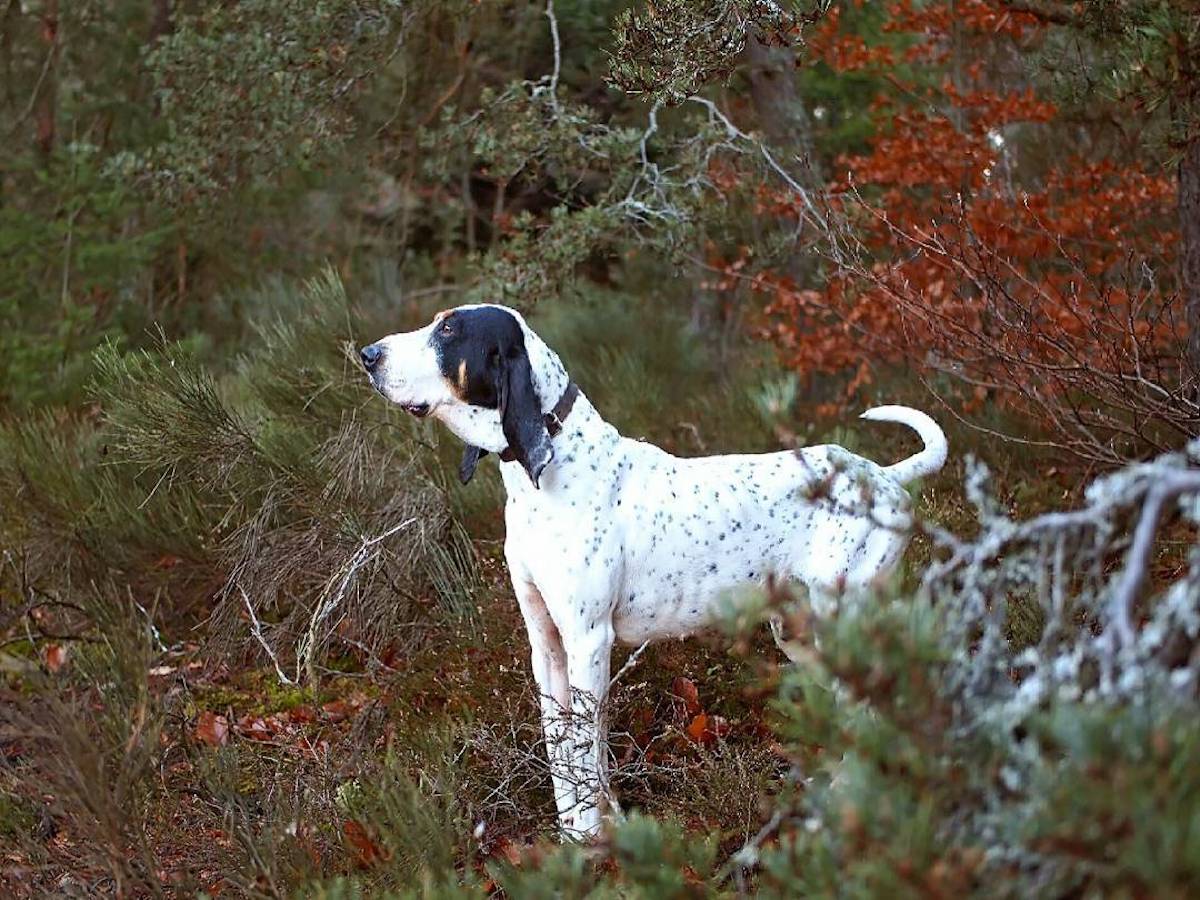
[0,790,36,840]
[1006,592,1047,652]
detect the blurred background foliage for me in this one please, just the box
[3,0,1200,895]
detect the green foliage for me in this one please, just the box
[1,269,479,679]
[0,144,170,407]
[533,287,778,453]
[495,814,719,898]
[794,2,924,159]
[609,1,831,105]
[3,0,1197,895]
[123,0,405,208]
[339,731,471,884]
[1030,0,1200,156]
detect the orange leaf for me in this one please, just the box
[43,643,68,673]
[287,705,316,724]
[322,699,352,722]
[491,836,525,867]
[687,713,731,744]
[322,693,366,723]
[343,819,388,867]
[236,715,274,741]
[672,677,701,715]
[195,711,229,747]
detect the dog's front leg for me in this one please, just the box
[512,579,576,825]
[559,616,615,840]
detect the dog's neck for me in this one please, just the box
[498,384,622,502]
[434,322,574,456]
[498,328,625,500]
[522,328,571,418]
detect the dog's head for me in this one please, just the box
[360,304,565,487]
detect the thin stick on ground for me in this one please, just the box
[239,583,294,686]
[297,517,417,684]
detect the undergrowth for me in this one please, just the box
[4,270,1181,898]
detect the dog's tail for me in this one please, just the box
[860,406,948,484]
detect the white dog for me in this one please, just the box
[360,304,947,838]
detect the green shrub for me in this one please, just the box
[1,269,479,681]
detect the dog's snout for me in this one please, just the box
[359,343,383,372]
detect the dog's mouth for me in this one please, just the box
[401,402,431,418]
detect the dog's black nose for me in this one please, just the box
[359,344,383,372]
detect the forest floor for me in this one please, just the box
[1,525,788,895]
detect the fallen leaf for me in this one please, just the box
[343,819,388,867]
[672,676,701,715]
[287,705,316,724]
[322,700,352,723]
[195,711,229,747]
[491,836,524,867]
[236,715,273,741]
[686,713,731,745]
[321,693,366,723]
[43,644,68,674]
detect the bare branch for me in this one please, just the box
[1108,471,1200,650]
[239,584,294,686]
[296,516,418,683]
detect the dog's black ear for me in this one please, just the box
[459,445,488,485]
[497,346,552,487]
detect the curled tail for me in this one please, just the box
[860,405,948,484]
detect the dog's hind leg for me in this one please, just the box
[769,614,805,664]
[768,580,829,663]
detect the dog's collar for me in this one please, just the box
[499,382,579,463]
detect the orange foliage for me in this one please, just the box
[741,0,1183,456]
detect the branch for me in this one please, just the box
[1107,471,1200,651]
[609,640,650,690]
[687,95,837,249]
[239,584,294,686]
[296,517,417,683]
[543,0,561,115]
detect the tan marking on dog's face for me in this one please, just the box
[439,352,471,401]
[433,309,452,324]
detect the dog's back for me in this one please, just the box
[609,433,925,642]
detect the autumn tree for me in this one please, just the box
[1002,0,1200,375]
[745,0,1195,465]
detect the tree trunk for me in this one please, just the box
[34,0,59,161]
[1182,135,1200,389]
[149,0,172,42]
[743,31,821,184]
[691,30,823,346]
[742,30,821,286]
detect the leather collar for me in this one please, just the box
[499,382,579,462]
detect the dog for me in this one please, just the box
[360,303,947,838]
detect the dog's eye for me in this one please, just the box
[440,321,454,335]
